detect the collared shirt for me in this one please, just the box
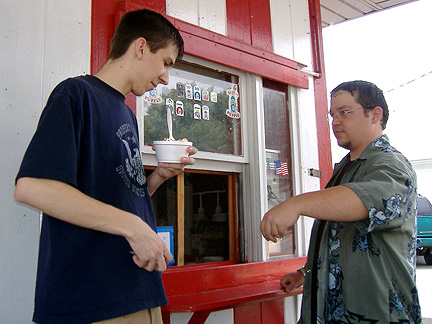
[301,135,422,323]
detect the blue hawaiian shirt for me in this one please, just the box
[300,135,422,324]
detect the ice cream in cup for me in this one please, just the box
[153,138,193,163]
[153,103,192,163]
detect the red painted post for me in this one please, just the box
[308,0,333,188]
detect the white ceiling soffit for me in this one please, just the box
[320,0,418,27]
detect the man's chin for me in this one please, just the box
[338,141,351,150]
[335,137,349,149]
[132,89,146,97]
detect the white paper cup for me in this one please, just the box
[153,140,193,163]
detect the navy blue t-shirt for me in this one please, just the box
[16,75,167,324]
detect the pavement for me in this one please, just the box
[417,257,432,323]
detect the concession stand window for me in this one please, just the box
[137,59,242,265]
[137,58,295,265]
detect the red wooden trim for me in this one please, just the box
[91,0,308,89]
[168,17,295,69]
[169,18,308,89]
[260,299,284,324]
[226,0,273,53]
[163,258,306,295]
[119,0,166,14]
[91,0,118,74]
[308,0,332,188]
[234,303,261,324]
[163,281,302,312]
[226,0,251,44]
[249,0,273,52]
[162,311,170,324]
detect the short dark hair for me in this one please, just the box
[330,80,389,130]
[108,9,184,61]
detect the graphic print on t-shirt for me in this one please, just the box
[115,123,147,197]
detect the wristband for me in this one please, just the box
[297,266,307,277]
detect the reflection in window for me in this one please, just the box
[138,62,242,156]
[263,80,295,257]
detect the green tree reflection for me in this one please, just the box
[143,84,239,155]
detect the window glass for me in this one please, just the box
[186,173,230,263]
[263,80,295,257]
[150,171,231,265]
[138,62,242,156]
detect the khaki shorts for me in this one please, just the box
[92,307,162,324]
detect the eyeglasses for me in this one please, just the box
[326,108,363,121]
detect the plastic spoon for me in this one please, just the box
[166,106,175,141]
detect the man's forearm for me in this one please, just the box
[14,177,144,239]
[261,185,368,242]
[293,185,368,222]
[15,177,173,271]
[146,171,166,196]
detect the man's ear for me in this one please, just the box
[371,106,383,125]
[135,37,147,59]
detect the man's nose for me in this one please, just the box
[332,116,341,126]
[159,69,169,85]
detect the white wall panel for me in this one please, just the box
[0,2,46,323]
[198,0,226,35]
[167,0,199,26]
[167,0,226,35]
[270,0,295,60]
[284,295,302,324]
[0,0,91,323]
[286,0,313,66]
[43,0,91,101]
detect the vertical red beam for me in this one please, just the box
[260,300,284,324]
[162,311,170,324]
[308,0,332,188]
[234,300,284,324]
[91,0,118,74]
[234,303,261,324]
[226,0,251,44]
[226,0,273,52]
[249,0,273,52]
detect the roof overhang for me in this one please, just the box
[320,0,418,27]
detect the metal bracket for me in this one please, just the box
[309,168,323,178]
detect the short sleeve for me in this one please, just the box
[343,154,416,235]
[16,90,81,187]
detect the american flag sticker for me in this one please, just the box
[274,160,289,176]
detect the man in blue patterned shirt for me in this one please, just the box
[261,80,422,323]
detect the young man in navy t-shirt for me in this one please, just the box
[15,9,196,324]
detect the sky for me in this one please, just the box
[322,0,432,163]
